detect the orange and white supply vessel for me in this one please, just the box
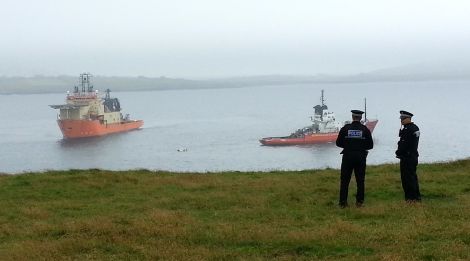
[259,90,378,146]
[50,73,143,139]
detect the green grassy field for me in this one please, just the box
[1,160,469,260]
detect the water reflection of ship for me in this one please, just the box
[259,90,378,146]
[50,73,143,139]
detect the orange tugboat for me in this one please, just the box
[259,90,378,146]
[50,73,143,139]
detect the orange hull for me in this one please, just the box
[260,132,337,146]
[57,119,144,139]
[260,120,378,146]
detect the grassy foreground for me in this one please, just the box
[0,160,469,260]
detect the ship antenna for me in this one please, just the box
[364,97,367,122]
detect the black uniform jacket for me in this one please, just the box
[396,122,420,158]
[336,121,373,154]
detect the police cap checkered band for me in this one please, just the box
[400,110,413,118]
[351,110,364,117]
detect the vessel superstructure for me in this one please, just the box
[50,73,143,139]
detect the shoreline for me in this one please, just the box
[1,159,469,259]
[2,157,469,175]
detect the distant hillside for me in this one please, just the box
[0,74,333,94]
[1,62,470,94]
[343,61,470,82]
[0,75,220,94]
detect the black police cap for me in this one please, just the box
[400,110,413,118]
[351,110,364,116]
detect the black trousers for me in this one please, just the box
[339,152,367,205]
[400,156,421,201]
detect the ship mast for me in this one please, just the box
[320,89,325,121]
[79,73,93,94]
[364,97,367,122]
[105,89,111,99]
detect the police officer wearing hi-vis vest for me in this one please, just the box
[336,110,374,208]
[396,110,421,202]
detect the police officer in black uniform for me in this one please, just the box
[336,110,374,208]
[396,110,421,202]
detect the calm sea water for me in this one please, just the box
[1,80,469,173]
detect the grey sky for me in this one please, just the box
[1,0,469,77]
